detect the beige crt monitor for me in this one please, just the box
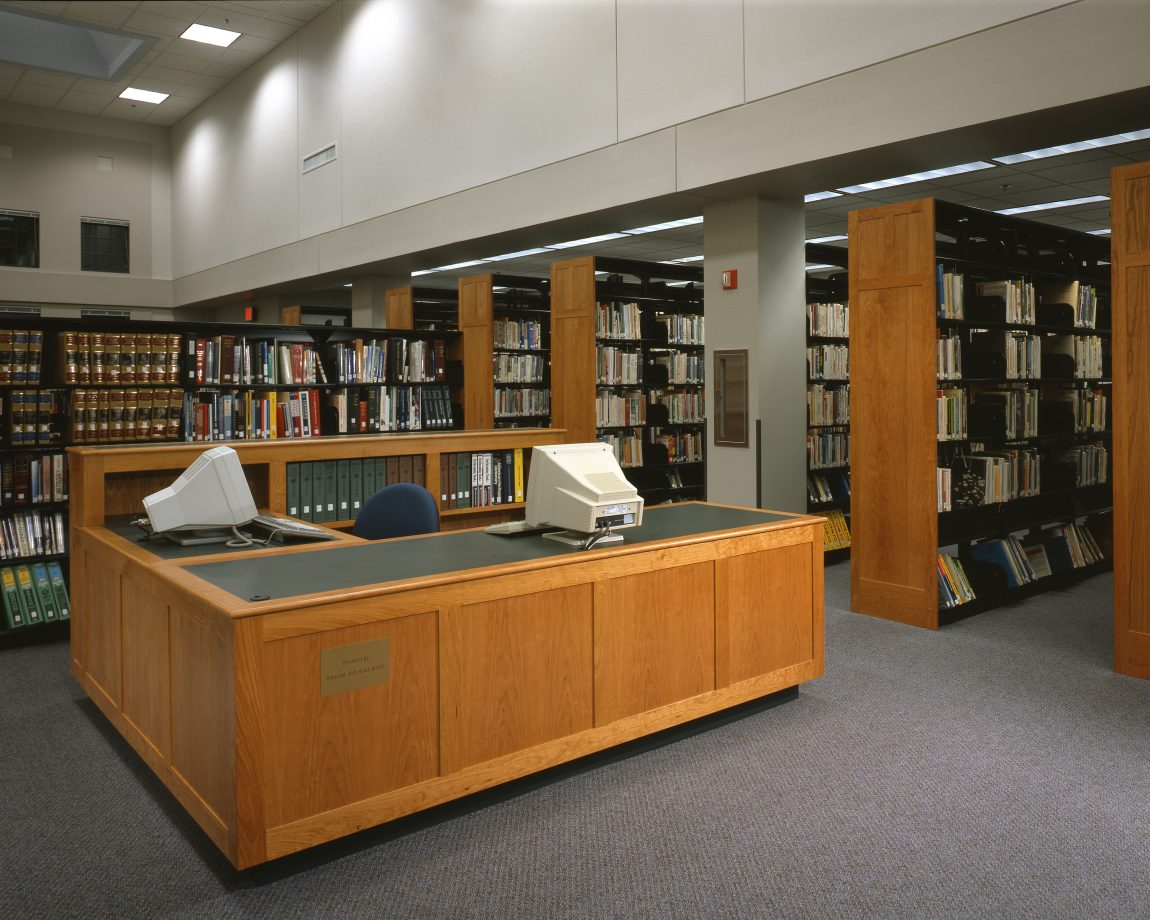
[524,443,644,546]
[142,445,259,543]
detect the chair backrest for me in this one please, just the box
[352,482,440,540]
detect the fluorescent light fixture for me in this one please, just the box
[806,235,848,244]
[483,247,552,262]
[411,270,435,277]
[343,283,352,288]
[547,233,630,249]
[806,263,838,272]
[993,128,1150,165]
[412,259,488,276]
[622,216,704,235]
[660,255,704,264]
[181,23,241,47]
[804,191,842,203]
[1089,228,1112,236]
[119,87,168,104]
[838,161,993,195]
[996,195,1109,216]
[664,281,694,287]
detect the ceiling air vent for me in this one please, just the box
[81,309,131,318]
[303,144,336,174]
[0,304,41,316]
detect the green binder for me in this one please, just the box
[375,457,388,490]
[300,460,314,522]
[323,460,338,522]
[362,456,376,504]
[1,566,24,629]
[286,462,301,518]
[456,452,472,509]
[349,459,364,516]
[46,561,69,620]
[14,564,41,625]
[336,459,350,520]
[30,562,57,621]
[311,462,326,522]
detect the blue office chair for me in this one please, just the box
[353,482,440,540]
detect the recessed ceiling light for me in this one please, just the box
[119,87,168,104]
[484,247,552,262]
[547,233,630,249]
[996,195,1109,216]
[804,191,842,203]
[660,255,704,264]
[838,161,994,195]
[993,128,1150,165]
[181,23,241,47]
[623,216,704,235]
[806,235,848,244]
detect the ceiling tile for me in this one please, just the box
[201,59,244,79]
[17,70,76,89]
[0,63,26,80]
[187,72,227,91]
[124,9,197,37]
[1032,159,1127,185]
[60,90,113,106]
[9,89,67,106]
[135,1,207,23]
[2,2,70,13]
[61,2,134,27]
[0,78,17,97]
[55,100,108,115]
[153,51,216,72]
[138,64,200,83]
[228,33,279,56]
[159,95,202,109]
[171,84,214,101]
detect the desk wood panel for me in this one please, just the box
[440,584,594,774]
[594,563,715,725]
[720,542,815,686]
[262,613,439,828]
[120,571,171,756]
[81,539,124,706]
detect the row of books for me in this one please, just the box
[937,388,968,441]
[328,338,448,385]
[493,318,545,351]
[649,428,704,464]
[656,313,705,345]
[939,385,1110,442]
[808,470,850,505]
[439,449,525,509]
[807,344,849,380]
[822,508,851,551]
[807,302,849,339]
[939,448,1041,510]
[495,387,550,419]
[596,346,643,385]
[0,330,44,385]
[1,453,68,507]
[285,455,426,523]
[808,384,850,427]
[494,353,546,384]
[0,561,70,630]
[6,389,63,445]
[596,301,643,340]
[191,337,326,386]
[596,390,645,428]
[60,331,181,385]
[72,388,182,443]
[964,523,1105,593]
[969,331,1042,380]
[936,273,1100,329]
[323,385,455,434]
[975,279,1036,325]
[1050,387,1108,433]
[937,332,963,380]
[600,432,643,468]
[0,510,66,560]
[808,430,849,470]
[651,353,704,385]
[650,390,705,424]
[937,553,976,608]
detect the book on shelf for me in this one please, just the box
[937,553,975,608]
[822,508,850,551]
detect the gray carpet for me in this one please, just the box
[4,565,1148,920]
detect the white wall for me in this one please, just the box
[162,0,1149,305]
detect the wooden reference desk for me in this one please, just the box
[71,503,825,868]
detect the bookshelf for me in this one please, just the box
[459,274,551,431]
[384,286,460,331]
[0,315,470,643]
[849,198,1112,629]
[550,256,705,505]
[805,244,851,562]
[1110,161,1150,679]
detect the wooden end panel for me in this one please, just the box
[80,538,124,706]
[385,287,414,329]
[1112,161,1150,676]
[120,570,171,756]
[169,605,235,829]
[261,612,438,829]
[440,584,593,774]
[718,542,814,687]
[459,274,494,429]
[849,198,934,286]
[594,562,715,725]
[550,257,598,444]
[850,275,937,628]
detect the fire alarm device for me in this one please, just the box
[721,269,738,291]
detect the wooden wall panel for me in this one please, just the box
[459,274,495,429]
[719,542,814,686]
[594,562,715,725]
[550,257,598,444]
[120,572,171,756]
[849,200,938,628]
[261,612,438,828]
[169,605,234,824]
[1111,162,1150,678]
[440,584,593,774]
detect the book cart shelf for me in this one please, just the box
[849,198,1112,628]
[550,255,705,506]
[805,243,851,563]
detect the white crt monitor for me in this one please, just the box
[142,445,259,534]
[525,443,644,544]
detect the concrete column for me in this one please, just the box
[704,195,807,512]
[351,274,407,327]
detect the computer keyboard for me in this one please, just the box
[248,514,337,541]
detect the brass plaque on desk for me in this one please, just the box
[320,638,391,697]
